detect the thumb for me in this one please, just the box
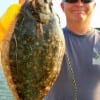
[19,0,26,5]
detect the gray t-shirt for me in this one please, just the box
[0,65,14,100]
[44,28,100,100]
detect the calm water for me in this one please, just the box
[0,65,14,100]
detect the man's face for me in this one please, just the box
[61,0,96,23]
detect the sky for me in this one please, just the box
[0,0,100,28]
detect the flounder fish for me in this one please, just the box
[1,0,65,99]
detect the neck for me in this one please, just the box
[66,19,92,35]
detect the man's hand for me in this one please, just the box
[19,0,26,5]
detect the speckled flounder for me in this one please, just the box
[1,0,65,100]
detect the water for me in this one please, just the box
[0,65,14,100]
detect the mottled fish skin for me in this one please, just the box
[1,0,65,100]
